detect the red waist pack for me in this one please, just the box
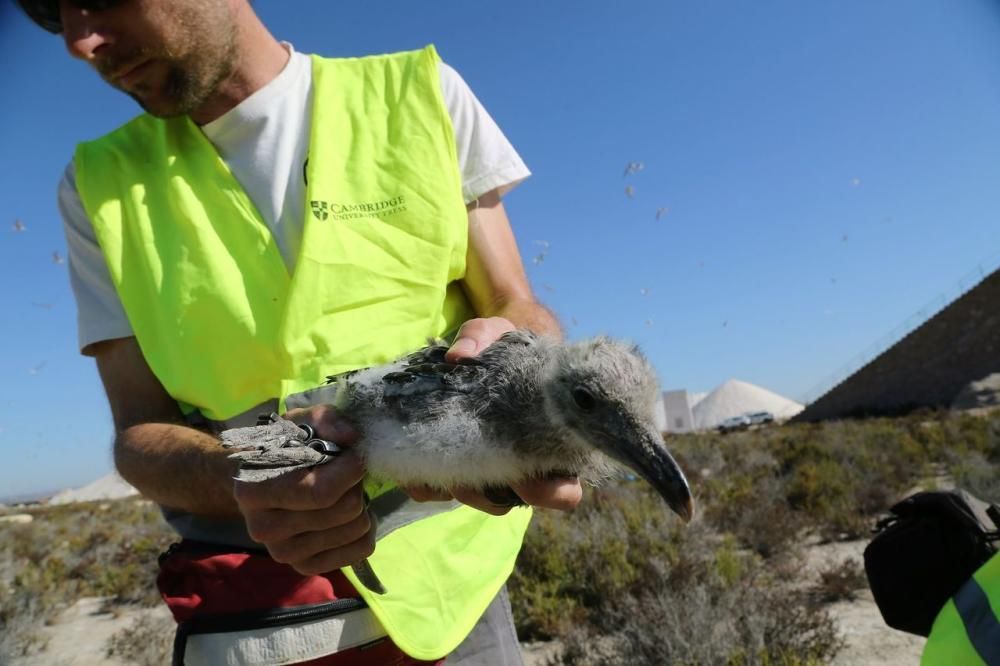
[157,539,441,666]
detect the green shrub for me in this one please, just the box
[812,558,867,603]
[509,482,684,640]
[949,450,1000,504]
[550,546,840,666]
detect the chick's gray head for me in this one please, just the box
[542,337,693,522]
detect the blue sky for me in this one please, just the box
[3,0,1000,498]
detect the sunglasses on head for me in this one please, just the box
[17,0,123,34]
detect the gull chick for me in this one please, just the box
[345,330,692,520]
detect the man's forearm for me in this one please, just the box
[115,423,241,517]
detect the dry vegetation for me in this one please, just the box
[0,499,175,662]
[1,409,998,664]
[510,409,1000,665]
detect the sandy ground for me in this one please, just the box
[9,597,173,666]
[12,541,924,666]
[804,539,925,666]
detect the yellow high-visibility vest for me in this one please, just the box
[922,551,1000,665]
[74,46,531,660]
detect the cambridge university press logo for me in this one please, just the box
[310,196,408,222]
[310,201,329,221]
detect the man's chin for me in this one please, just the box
[126,90,188,119]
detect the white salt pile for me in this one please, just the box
[48,472,138,505]
[692,379,803,430]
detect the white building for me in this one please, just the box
[662,389,696,433]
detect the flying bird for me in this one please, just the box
[52,251,64,265]
[532,253,546,265]
[624,161,644,176]
[655,207,669,221]
[223,331,693,592]
[12,219,25,232]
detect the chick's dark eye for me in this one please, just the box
[571,386,596,411]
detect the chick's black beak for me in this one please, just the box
[619,427,694,523]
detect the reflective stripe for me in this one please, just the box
[369,488,461,540]
[954,576,1000,665]
[184,607,386,666]
[285,383,342,412]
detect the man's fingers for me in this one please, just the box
[233,451,366,511]
[448,476,583,515]
[284,404,359,445]
[244,483,367,543]
[450,486,513,516]
[512,476,582,511]
[291,525,378,577]
[445,316,516,362]
[402,484,454,502]
[267,509,374,566]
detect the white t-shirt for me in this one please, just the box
[60,45,530,353]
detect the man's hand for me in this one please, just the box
[405,477,583,515]
[232,405,375,576]
[404,316,584,514]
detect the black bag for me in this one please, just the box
[864,489,1000,637]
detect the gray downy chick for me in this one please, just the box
[345,329,693,522]
[224,330,693,593]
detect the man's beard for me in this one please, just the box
[127,51,235,118]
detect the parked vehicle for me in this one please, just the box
[745,410,775,426]
[717,414,751,433]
